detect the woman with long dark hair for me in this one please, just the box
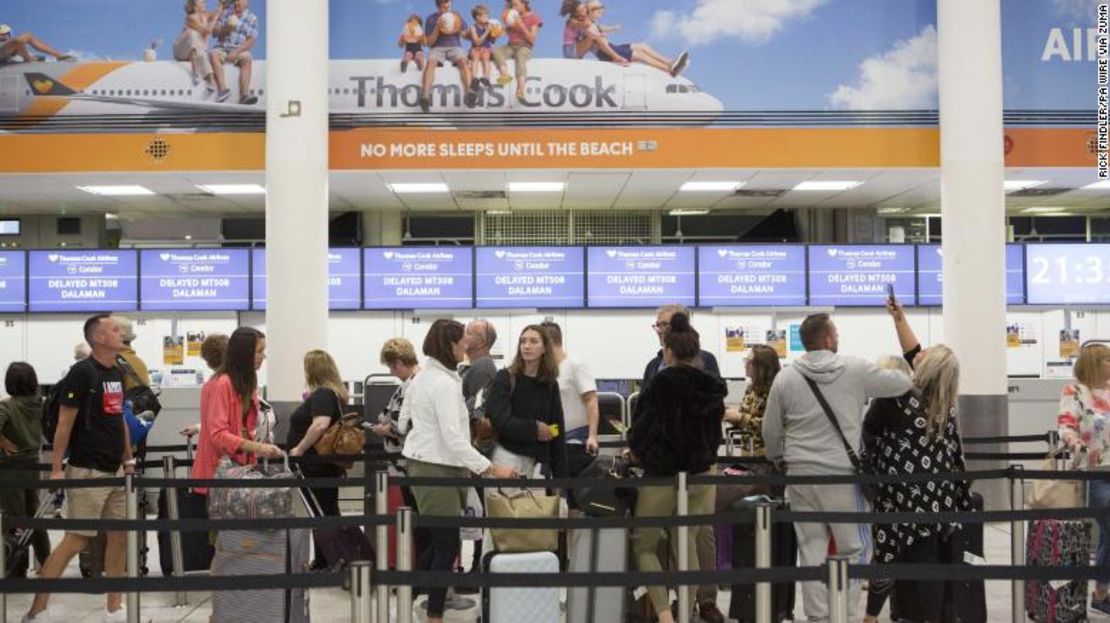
[628,312,726,623]
[399,319,517,623]
[192,327,282,495]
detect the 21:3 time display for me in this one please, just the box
[1026,244,1110,304]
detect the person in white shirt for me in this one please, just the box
[540,321,599,455]
[399,319,517,623]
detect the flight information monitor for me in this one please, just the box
[1026,243,1110,304]
[697,245,807,307]
[28,250,138,312]
[363,247,473,309]
[475,247,584,308]
[0,251,26,312]
[807,245,915,306]
[587,246,695,308]
[252,248,362,310]
[140,249,250,311]
[917,244,1025,305]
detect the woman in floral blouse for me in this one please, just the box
[1057,343,1110,614]
[724,344,780,454]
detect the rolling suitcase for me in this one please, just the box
[567,527,627,622]
[4,491,57,577]
[728,496,796,623]
[297,469,373,572]
[482,550,560,623]
[156,486,214,576]
[940,491,986,623]
[211,528,311,623]
[1025,518,1091,623]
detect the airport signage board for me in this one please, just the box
[475,247,585,309]
[807,245,915,307]
[918,244,1025,305]
[28,250,138,312]
[586,246,695,308]
[363,247,473,309]
[697,245,807,307]
[252,248,362,311]
[139,249,249,311]
[1026,243,1110,304]
[0,251,26,312]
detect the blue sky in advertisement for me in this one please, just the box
[2,0,1095,110]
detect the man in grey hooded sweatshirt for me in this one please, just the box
[762,313,912,623]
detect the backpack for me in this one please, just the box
[116,355,162,419]
[41,359,96,446]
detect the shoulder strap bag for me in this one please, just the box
[802,376,878,503]
[313,390,366,471]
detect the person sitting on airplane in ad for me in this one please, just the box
[0,24,73,64]
[174,0,223,92]
[560,0,626,63]
[209,0,259,105]
[583,1,688,76]
[421,0,478,112]
[491,0,542,103]
[398,14,427,74]
[468,5,496,89]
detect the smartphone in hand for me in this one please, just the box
[885,282,896,304]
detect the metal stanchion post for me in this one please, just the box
[374,471,389,623]
[397,506,414,623]
[754,502,773,623]
[161,455,187,607]
[125,472,140,623]
[676,472,690,623]
[1010,465,1026,623]
[826,555,850,623]
[350,561,372,623]
[1,510,7,623]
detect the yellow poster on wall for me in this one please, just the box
[163,336,184,365]
[766,330,788,358]
[725,327,746,352]
[187,332,206,357]
[1059,329,1080,359]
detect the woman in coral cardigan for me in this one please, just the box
[192,327,282,495]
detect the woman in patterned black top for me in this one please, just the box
[863,301,972,623]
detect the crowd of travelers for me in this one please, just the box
[4,297,1110,622]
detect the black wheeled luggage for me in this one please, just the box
[728,496,796,623]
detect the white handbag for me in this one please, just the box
[1028,446,1086,509]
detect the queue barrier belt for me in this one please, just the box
[5,564,1107,596]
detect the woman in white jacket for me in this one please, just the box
[400,319,517,623]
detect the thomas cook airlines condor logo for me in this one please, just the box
[827,248,839,258]
[717,248,728,257]
[47,254,59,263]
[383,251,394,260]
[494,250,506,259]
[32,79,54,95]
[160,253,171,262]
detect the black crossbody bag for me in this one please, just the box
[802,376,878,503]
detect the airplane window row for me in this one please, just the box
[665,84,700,94]
[327,88,367,95]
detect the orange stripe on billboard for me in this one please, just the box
[20,62,130,119]
[0,127,1094,172]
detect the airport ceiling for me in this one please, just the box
[0,167,1106,219]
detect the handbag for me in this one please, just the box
[207,453,295,520]
[313,392,365,470]
[573,454,639,517]
[1028,446,1086,509]
[116,356,162,418]
[803,376,879,503]
[485,488,560,552]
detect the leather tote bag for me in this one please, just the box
[1029,446,1086,509]
[485,489,560,553]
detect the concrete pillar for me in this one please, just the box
[265,0,329,402]
[362,211,403,246]
[938,0,1008,508]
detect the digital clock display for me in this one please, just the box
[1026,244,1110,304]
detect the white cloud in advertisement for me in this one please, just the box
[828,25,937,110]
[651,0,826,46]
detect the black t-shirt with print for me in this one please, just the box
[58,357,126,473]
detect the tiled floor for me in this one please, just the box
[5,523,1109,622]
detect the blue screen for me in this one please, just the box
[697,245,806,307]
[252,248,362,310]
[139,249,249,311]
[1026,243,1110,304]
[363,247,473,309]
[917,244,1024,305]
[0,251,26,313]
[28,250,138,312]
[587,246,695,308]
[475,247,584,309]
[807,245,915,307]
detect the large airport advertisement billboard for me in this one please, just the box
[0,0,1096,171]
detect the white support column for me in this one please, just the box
[938,0,1009,508]
[265,0,329,401]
